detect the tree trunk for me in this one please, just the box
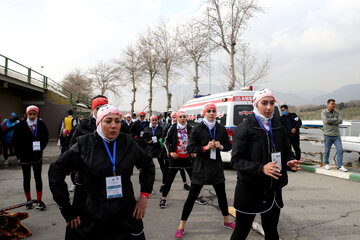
[148,72,153,116]
[193,60,200,96]
[165,71,172,112]
[131,74,136,114]
[228,45,236,91]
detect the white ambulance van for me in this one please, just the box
[179,87,281,164]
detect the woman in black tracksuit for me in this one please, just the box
[230,88,301,240]
[143,115,166,188]
[159,111,194,208]
[174,104,234,239]
[48,105,155,240]
[12,105,49,210]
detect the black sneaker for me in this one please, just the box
[183,184,190,191]
[196,196,207,205]
[159,199,167,208]
[25,202,33,210]
[35,201,46,210]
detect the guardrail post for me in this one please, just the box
[28,68,31,83]
[320,152,324,166]
[4,57,8,75]
[70,92,73,104]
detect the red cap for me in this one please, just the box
[139,112,146,116]
[202,103,216,116]
[92,97,108,110]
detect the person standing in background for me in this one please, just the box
[12,105,49,210]
[321,99,348,172]
[280,105,302,160]
[1,112,19,166]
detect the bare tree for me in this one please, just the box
[138,28,163,115]
[88,61,122,96]
[206,0,262,91]
[117,44,143,114]
[235,42,270,88]
[153,18,183,112]
[180,20,209,96]
[62,68,92,98]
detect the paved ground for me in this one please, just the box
[1,139,360,239]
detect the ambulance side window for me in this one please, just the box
[233,105,253,126]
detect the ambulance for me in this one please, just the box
[179,87,281,164]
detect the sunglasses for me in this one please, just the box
[207,110,216,113]
[178,116,186,118]
[139,115,145,117]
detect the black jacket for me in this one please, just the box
[186,121,232,185]
[70,117,96,147]
[130,120,149,149]
[12,118,49,164]
[231,114,293,213]
[143,124,163,158]
[280,112,302,137]
[48,132,155,239]
[120,120,130,134]
[164,123,193,169]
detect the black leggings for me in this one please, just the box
[162,168,192,197]
[230,206,281,240]
[20,162,43,193]
[181,182,229,221]
[156,157,166,184]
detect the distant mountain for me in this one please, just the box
[274,84,360,106]
[311,84,360,105]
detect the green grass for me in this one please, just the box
[298,107,360,120]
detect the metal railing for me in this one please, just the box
[0,54,91,106]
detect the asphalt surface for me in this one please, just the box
[1,139,359,239]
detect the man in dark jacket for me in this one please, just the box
[280,105,302,160]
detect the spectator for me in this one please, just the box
[321,99,348,172]
[280,105,302,160]
[1,112,20,166]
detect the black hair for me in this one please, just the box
[280,104,288,109]
[327,99,335,104]
[67,109,74,115]
[92,95,108,101]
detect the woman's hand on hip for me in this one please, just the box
[262,162,281,180]
[133,197,148,220]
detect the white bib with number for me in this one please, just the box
[33,141,41,151]
[140,131,144,138]
[106,175,123,199]
[152,136,158,143]
[271,152,282,170]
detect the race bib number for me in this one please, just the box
[152,136,158,143]
[106,176,123,199]
[33,141,41,151]
[210,148,216,160]
[140,131,144,138]
[271,152,282,170]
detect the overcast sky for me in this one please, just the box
[1,0,359,111]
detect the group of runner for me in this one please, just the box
[11,88,302,240]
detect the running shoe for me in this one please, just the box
[25,202,33,210]
[159,199,167,209]
[175,229,184,239]
[224,221,235,230]
[195,196,207,205]
[35,201,46,210]
[183,184,190,191]
[338,166,348,172]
